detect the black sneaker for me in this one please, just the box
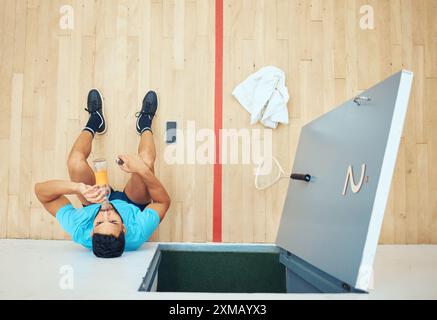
[136,90,158,135]
[84,89,106,135]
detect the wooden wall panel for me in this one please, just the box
[0,0,435,244]
[0,0,215,242]
[223,0,437,244]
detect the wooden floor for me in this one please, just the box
[0,0,436,244]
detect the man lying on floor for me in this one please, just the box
[35,89,170,258]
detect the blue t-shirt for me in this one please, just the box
[56,199,160,251]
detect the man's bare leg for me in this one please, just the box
[67,89,106,205]
[124,131,156,205]
[67,131,96,205]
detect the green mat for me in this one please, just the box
[157,251,286,293]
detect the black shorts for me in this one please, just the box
[83,187,149,211]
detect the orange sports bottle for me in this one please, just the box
[93,158,111,208]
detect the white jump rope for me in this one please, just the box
[254,156,311,190]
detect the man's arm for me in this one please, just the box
[117,154,171,221]
[138,167,171,221]
[34,181,80,217]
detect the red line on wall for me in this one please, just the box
[213,0,223,243]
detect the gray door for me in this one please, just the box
[276,70,413,291]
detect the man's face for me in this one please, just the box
[92,204,126,237]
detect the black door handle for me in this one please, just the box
[290,173,311,182]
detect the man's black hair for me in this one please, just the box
[92,206,125,258]
[92,232,125,258]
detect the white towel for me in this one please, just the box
[232,66,290,129]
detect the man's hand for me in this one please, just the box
[77,183,108,204]
[116,154,150,174]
